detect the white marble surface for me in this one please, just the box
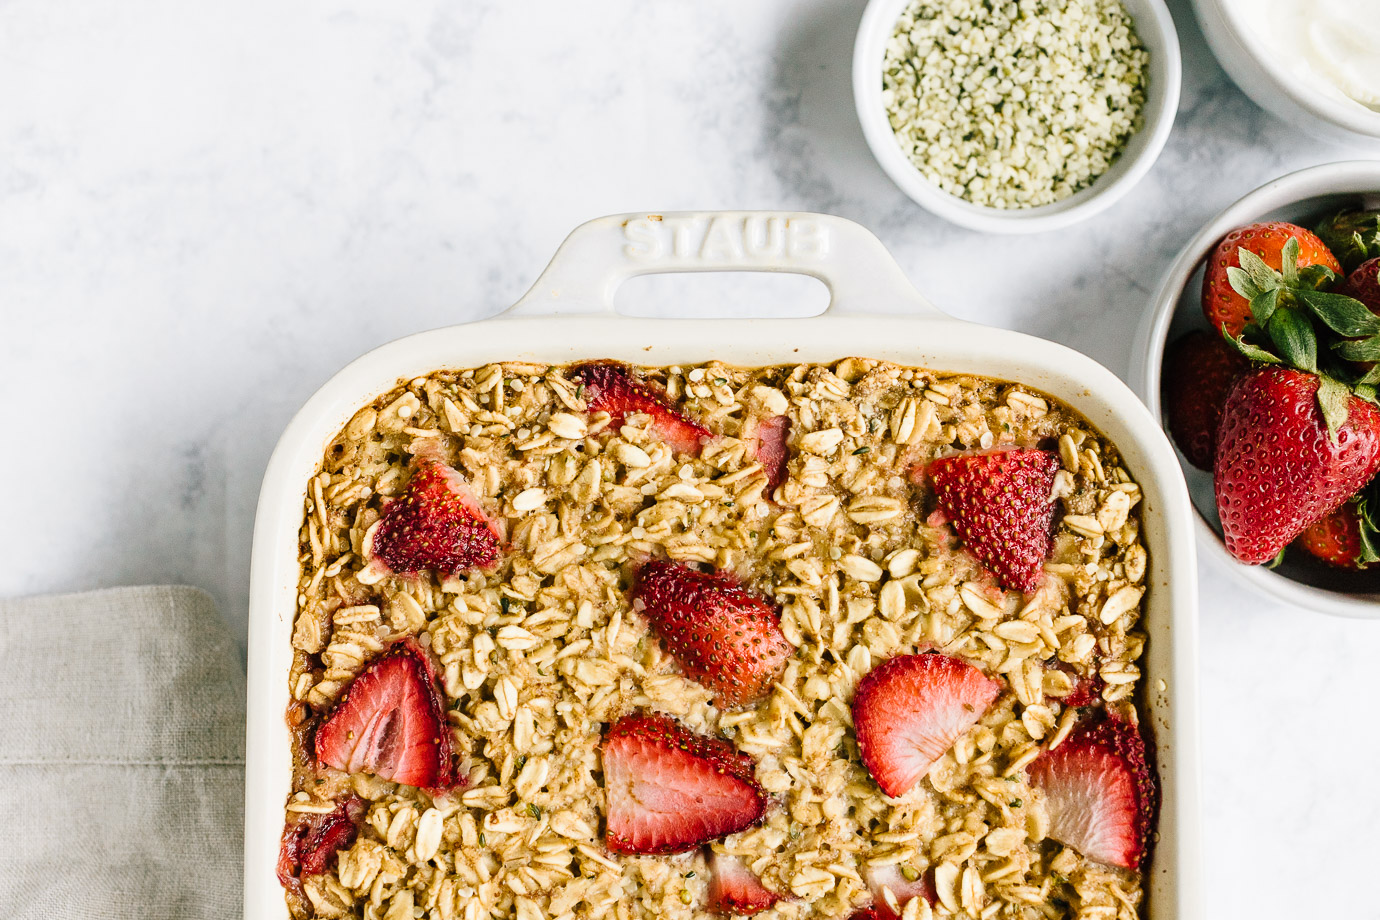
[3,0,1378,916]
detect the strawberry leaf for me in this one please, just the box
[1221,328,1282,364]
[1316,375,1352,440]
[1237,247,1282,292]
[1297,290,1380,336]
[1349,231,1372,269]
[1281,236,1300,284]
[1297,263,1340,291]
[1315,209,1380,273]
[1359,365,1380,387]
[1249,287,1281,326]
[1356,482,1380,565]
[1334,337,1380,362]
[1266,308,1317,373]
[1226,266,1263,301]
[1359,522,1380,566]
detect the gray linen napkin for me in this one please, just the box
[0,586,245,919]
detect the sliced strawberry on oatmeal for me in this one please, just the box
[276,795,365,891]
[923,448,1060,594]
[569,361,712,456]
[708,851,781,915]
[601,712,768,855]
[852,653,1002,798]
[864,864,936,920]
[1027,714,1158,870]
[366,456,503,577]
[745,414,792,495]
[314,638,461,793]
[633,559,794,708]
[1060,672,1106,708]
[1048,662,1104,708]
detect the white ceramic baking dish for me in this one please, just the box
[244,211,1202,920]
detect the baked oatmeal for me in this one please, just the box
[279,358,1156,920]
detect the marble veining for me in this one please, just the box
[2,0,1378,916]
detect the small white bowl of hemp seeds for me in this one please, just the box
[854,0,1181,234]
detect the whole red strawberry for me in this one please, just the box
[1027,714,1158,870]
[925,448,1060,593]
[1297,503,1374,570]
[1341,257,1380,312]
[1338,258,1380,373]
[1162,330,1250,470]
[1201,222,1341,337]
[633,560,794,708]
[601,712,767,855]
[1215,367,1380,564]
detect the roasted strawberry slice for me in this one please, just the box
[1060,673,1106,708]
[864,864,936,920]
[708,851,781,915]
[601,712,767,855]
[746,414,792,495]
[1027,714,1159,870]
[277,795,366,891]
[633,560,794,708]
[1046,661,1104,708]
[924,448,1060,594]
[570,361,712,456]
[852,653,1002,798]
[369,457,503,576]
[314,638,461,793]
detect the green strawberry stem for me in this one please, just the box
[1221,238,1380,439]
[1355,478,1380,565]
[1315,208,1380,274]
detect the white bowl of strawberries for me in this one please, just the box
[1135,161,1380,618]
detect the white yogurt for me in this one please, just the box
[1229,0,1380,113]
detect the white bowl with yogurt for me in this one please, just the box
[1195,0,1380,142]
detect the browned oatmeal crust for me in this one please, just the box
[284,359,1151,920]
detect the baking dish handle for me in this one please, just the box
[504,211,946,319]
